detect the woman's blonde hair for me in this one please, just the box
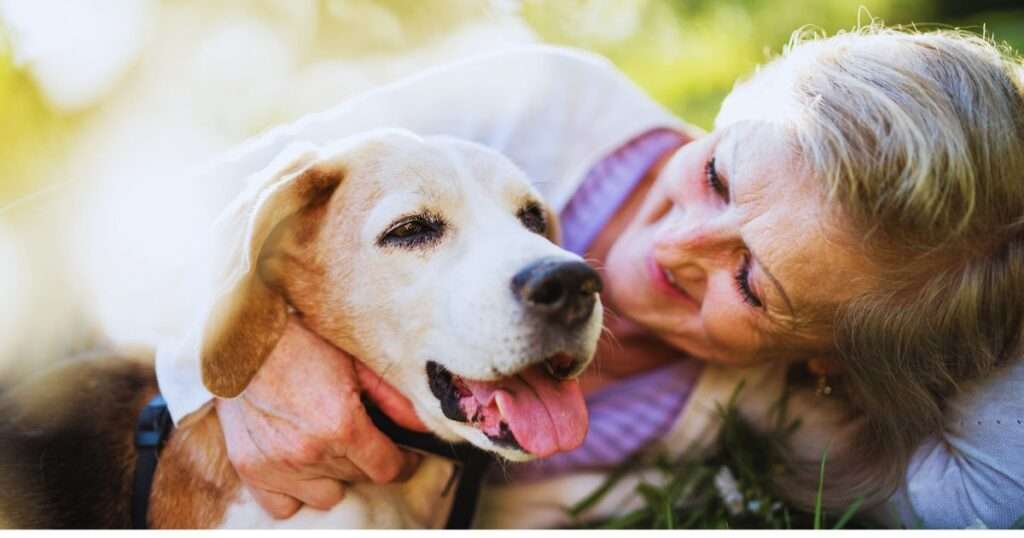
[720,25,1024,511]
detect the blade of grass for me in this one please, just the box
[814,448,828,530]
[636,482,664,506]
[663,493,675,529]
[670,465,712,506]
[680,507,704,528]
[568,465,631,518]
[630,479,671,524]
[832,497,864,529]
[599,508,651,529]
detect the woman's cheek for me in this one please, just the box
[601,234,646,309]
[697,288,763,365]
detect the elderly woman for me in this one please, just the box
[157,26,1024,528]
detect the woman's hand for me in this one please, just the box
[216,316,427,518]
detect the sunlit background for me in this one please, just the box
[0,0,1022,377]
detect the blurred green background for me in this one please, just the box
[523,0,1024,128]
[2,0,1023,204]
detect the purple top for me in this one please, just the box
[558,129,687,256]
[499,128,705,482]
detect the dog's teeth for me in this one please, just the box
[494,396,507,419]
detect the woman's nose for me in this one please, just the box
[653,206,743,268]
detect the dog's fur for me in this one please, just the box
[0,129,603,528]
[0,352,156,528]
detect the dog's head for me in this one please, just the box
[199,129,603,461]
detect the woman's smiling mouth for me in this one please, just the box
[645,253,698,307]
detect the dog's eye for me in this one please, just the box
[517,202,547,236]
[379,215,446,248]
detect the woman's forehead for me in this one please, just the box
[717,121,797,173]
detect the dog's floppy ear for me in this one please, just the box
[200,143,342,398]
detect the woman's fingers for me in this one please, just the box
[219,402,349,514]
[289,478,347,511]
[244,477,345,516]
[247,486,302,520]
[319,457,371,483]
[340,398,423,483]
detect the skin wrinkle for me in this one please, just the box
[754,128,866,333]
[245,398,301,479]
[717,127,797,319]
[256,395,310,472]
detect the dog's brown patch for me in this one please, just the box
[149,404,239,528]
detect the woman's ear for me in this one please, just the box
[200,143,343,398]
[807,357,843,376]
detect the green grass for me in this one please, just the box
[565,385,1024,529]
[523,1,1024,131]
[566,385,872,530]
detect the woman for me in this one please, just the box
[157,26,1024,527]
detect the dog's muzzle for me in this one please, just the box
[423,259,602,458]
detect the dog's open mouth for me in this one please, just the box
[426,357,588,458]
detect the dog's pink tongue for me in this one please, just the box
[461,364,588,457]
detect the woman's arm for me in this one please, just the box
[872,359,1024,528]
[188,44,688,212]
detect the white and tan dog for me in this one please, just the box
[0,129,603,528]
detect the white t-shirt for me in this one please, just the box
[155,44,1024,529]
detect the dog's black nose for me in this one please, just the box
[512,257,602,328]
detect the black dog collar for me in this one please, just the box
[131,395,491,529]
[131,394,175,529]
[363,402,493,529]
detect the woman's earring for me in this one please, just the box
[808,358,834,398]
[815,374,833,397]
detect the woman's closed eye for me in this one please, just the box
[705,157,729,200]
[734,254,763,308]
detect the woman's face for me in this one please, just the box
[603,120,870,366]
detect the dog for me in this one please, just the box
[0,129,604,528]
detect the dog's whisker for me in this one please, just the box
[600,304,624,322]
[599,326,619,347]
[489,456,512,482]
